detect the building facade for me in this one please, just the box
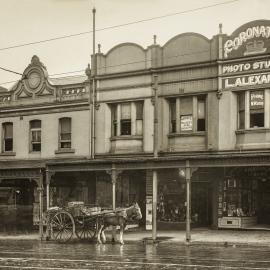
[1,20,270,236]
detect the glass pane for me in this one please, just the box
[61,142,71,149]
[250,113,264,128]
[61,133,71,141]
[180,97,192,115]
[121,103,131,119]
[136,120,143,135]
[3,123,13,138]
[121,120,131,135]
[170,100,176,121]
[30,120,41,128]
[197,119,205,131]
[32,143,41,152]
[4,138,13,152]
[111,104,117,121]
[239,111,245,129]
[60,118,71,133]
[136,101,143,120]
[198,100,205,119]
[238,92,245,111]
[32,131,41,142]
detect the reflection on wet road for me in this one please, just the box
[0,240,269,269]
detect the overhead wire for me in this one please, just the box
[0,0,240,52]
[0,48,212,86]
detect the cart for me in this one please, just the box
[45,202,110,243]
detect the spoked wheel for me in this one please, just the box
[75,217,97,241]
[50,211,75,243]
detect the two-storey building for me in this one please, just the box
[1,19,270,237]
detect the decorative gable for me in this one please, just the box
[11,55,56,101]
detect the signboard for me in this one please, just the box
[180,115,193,131]
[250,91,264,109]
[222,59,270,89]
[223,20,270,59]
[223,72,270,88]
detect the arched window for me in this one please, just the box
[30,120,41,152]
[59,117,71,149]
[2,122,13,152]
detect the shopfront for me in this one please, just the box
[157,168,214,230]
[218,167,270,229]
[0,167,43,235]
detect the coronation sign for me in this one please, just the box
[222,59,270,88]
[224,25,270,58]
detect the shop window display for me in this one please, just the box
[157,180,186,222]
[219,178,257,218]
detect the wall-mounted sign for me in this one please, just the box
[223,72,270,88]
[180,115,193,131]
[223,59,270,75]
[223,21,270,59]
[250,91,264,109]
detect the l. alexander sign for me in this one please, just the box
[223,73,270,88]
[224,21,270,59]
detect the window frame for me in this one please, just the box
[29,120,41,152]
[169,95,207,134]
[59,117,72,149]
[111,101,144,137]
[2,122,13,152]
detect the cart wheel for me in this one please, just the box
[75,217,96,241]
[50,211,75,243]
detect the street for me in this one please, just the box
[0,240,269,269]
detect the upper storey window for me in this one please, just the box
[30,120,41,152]
[2,122,13,152]
[111,101,144,137]
[169,95,206,133]
[59,117,72,149]
[237,90,265,129]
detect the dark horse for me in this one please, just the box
[97,203,142,245]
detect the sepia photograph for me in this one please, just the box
[0,0,270,269]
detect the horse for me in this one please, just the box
[97,202,142,245]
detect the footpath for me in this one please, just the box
[0,228,270,247]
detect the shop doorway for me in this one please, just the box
[257,179,270,225]
[192,182,212,227]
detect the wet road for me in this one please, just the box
[0,240,269,269]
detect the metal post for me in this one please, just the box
[152,170,157,241]
[111,166,117,242]
[38,178,44,240]
[153,75,158,158]
[152,74,158,241]
[91,7,96,159]
[45,170,50,210]
[185,160,191,242]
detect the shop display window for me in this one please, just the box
[220,178,257,218]
[157,179,186,222]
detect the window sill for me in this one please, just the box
[168,131,206,138]
[235,128,270,134]
[55,148,75,154]
[0,152,16,156]
[110,135,142,141]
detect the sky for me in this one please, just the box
[0,0,268,88]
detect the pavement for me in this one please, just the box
[0,228,270,247]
